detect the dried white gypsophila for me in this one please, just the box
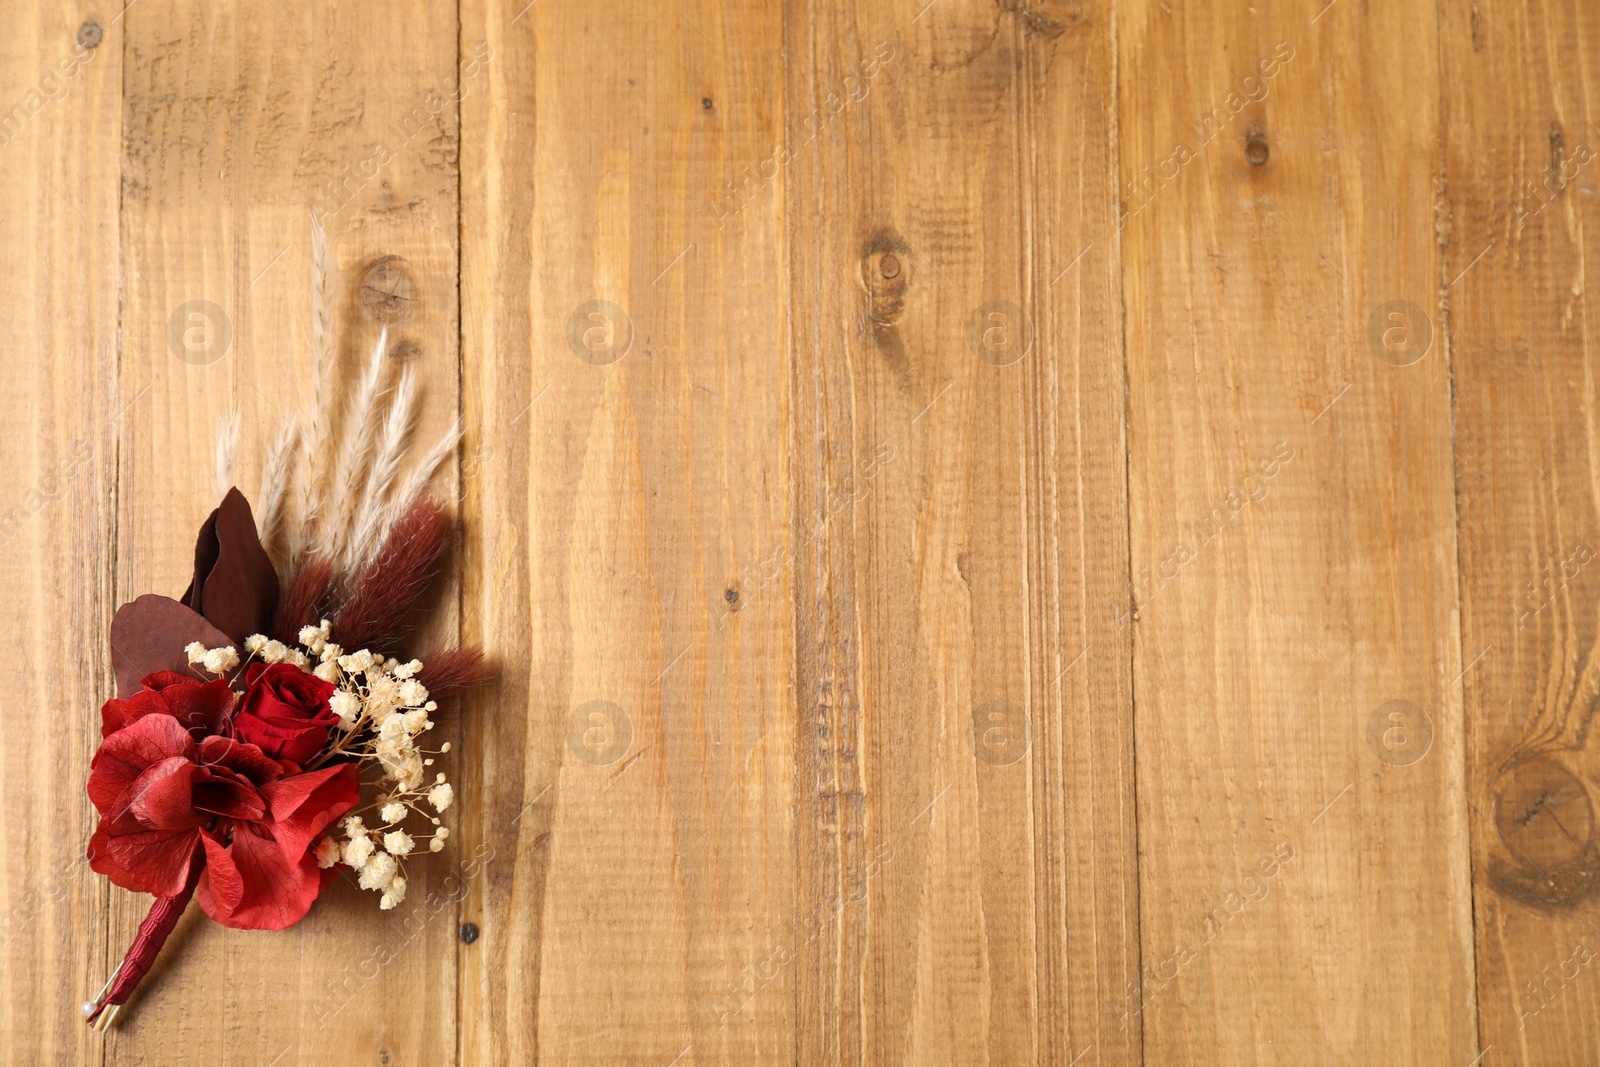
[185,641,239,675]
[252,623,457,910]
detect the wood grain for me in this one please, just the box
[0,4,117,1063]
[113,2,460,1063]
[1117,0,1478,1062]
[10,1,1600,1063]
[457,1,794,1065]
[1442,0,1600,1061]
[784,1,1138,1063]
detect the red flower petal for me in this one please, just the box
[196,822,325,930]
[232,721,320,767]
[98,688,169,738]
[88,715,195,815]
[125,757,209,830]
[159,678,236,738]
[235,664,338,764]
[190,767,269,823]
[87,823,148,894]
[104,823,202,899]
[197,830,244,913]
[262,762,360,863]
[196,735,285,785]
[100,675,235,743]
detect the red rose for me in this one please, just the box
[234,663,339,765]
[87,712,358,930]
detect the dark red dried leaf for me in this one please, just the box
[109,594,235,700]
[184,510,220,615]
[183,489,280,643]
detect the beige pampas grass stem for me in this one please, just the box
[345,362,419,572]
[300,210,336,551]
[256,417,300,560]
[214,407,240,500]
[322,325,390,566]
[385,418,462,533]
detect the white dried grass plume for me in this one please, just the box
[251,216,462,577]
[299,210,337,548]
[344,362,419,572]
[256,417,300,559]
[384,419,461,536]
[321,325,390,565]
[213,407,240,500]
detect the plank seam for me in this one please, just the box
[1105,1,1146,1062]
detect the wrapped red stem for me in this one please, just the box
[87,867,199,1025]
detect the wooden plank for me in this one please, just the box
[1441,0,1600,1060]
[1117,2,1478,1063]
[113,3,460,1062]
[457,2,794,1064]
[783,2,1138,1063]
[18,0,1600,1060]
[0,7,118,1065]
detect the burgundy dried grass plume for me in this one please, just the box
[333,497,452,652]
[415,646,485,705]
[272,557,333,644]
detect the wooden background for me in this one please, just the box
[1,0,1598,1064]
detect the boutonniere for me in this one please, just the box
[84,219,483,1029]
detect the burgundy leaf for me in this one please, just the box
[183,488,280,644]
[183,510,221,616]
[109,595,234,700]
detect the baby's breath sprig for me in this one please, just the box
[183,641,240,675]
[235,620,456,910]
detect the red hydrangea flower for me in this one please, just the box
[235,663,339,765]
[87,675,358,931]
[99,670,235,740]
